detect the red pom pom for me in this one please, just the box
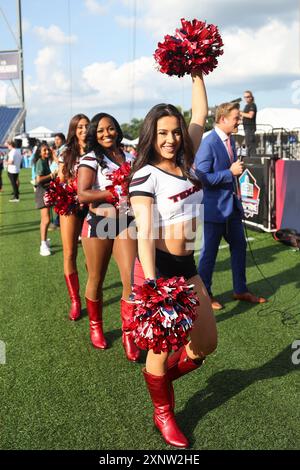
[154,18,224,77]
[105,161,131,209]
[130,277,199,354]
[43,177,80,215]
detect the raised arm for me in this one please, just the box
[130,195,156,280]
[188,71,208,154]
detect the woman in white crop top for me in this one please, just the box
[57,114,90,322]
[129,71,217,448]
[77,112,140,362]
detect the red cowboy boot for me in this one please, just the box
[167,346,205,409]
[64,272,81,321]
[120,299,140,362]
[167,346,205,382]
[143,369,189,448]
[85,297,108,349]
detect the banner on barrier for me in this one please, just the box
[238,169,261,218]
[237,156,276,232]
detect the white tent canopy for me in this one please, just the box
[14,126,55,146]
[122,136,139,146]
[27,126,54,138]
[122,137,134,146]
[15,126,54,140]
[131,137,139,145]
[256,108,300,131]
[237,107,300,135]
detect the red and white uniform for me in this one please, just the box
[79,151,134,192]
[129,164,203,227]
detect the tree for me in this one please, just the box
[121,118,143,140]
[175,106,192,126]
[205,115,214,131]
[177,105,214,131]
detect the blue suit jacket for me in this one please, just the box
[195,129,244,223]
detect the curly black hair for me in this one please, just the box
[85,113,123,168]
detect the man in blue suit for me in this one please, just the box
[195,102,266,309]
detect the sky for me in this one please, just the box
[0,0,299,134]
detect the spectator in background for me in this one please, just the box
[6,139,23,202]
[33,142,58,256]
[22,148,32,168]
[240,90,257,156]
[54,133,66,159]
[30,140,39,189]
[126,145,137,157]
[0,151,4,192]
[49,143,58,171]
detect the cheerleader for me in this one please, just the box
[129,71,217,447]
[77,113,140,362]
[58,114,90,320]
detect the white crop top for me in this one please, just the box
[79,151,134,191]
[129,164,203,227]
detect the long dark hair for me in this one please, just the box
[85,112,123,169]
[132,104,200,185]
[62,114,90,179]
[32,142,51,166]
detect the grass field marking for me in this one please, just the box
[0,340,6,364]
[291,340,300,365]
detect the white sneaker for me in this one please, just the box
[46,238,51,248]
[9,198,20,202]
[40,244,51,256]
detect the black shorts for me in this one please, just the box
[76,205,89,221]
[82,211,135,239]
[155,248,197,279]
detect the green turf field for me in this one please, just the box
[0,169,299,450]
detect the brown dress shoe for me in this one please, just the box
[210,296,224,310]
[233,292,267,303]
